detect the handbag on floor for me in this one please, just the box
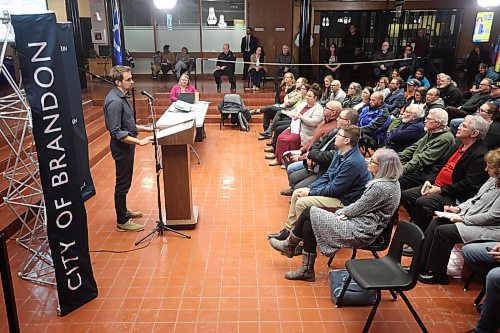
[329,269,377,306]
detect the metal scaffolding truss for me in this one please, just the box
[0,12,55,287]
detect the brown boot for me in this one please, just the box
[269,231,301,258]
[284,251,316,282]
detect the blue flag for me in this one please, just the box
[112,0,123,65]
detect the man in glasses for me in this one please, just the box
[397,108,454,191]
[400,115,489,242]
[268,125,371,243]
[450,103,500,150]
[446,78,493,120]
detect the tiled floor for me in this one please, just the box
[0,78,483,333]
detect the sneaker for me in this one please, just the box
[116,219,145,232]
[402,245,413,257]
[259,130,272,136]
[418,273,449,285]
[264,147,275,153]
[265,141,274,147]
[126,209,143,219]
[250,109,261,115]
[265,154,276,159]
[257,135,270,141]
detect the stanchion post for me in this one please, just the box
[0,233,20,333]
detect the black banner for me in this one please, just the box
[12,13,98,316]
[57,22,96,201]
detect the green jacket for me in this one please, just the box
[398,129,454,174]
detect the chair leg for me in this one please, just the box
[350,249,358,260]
[463,271,474,291]
[399,291,429,333]
[190,145,201,164]
[371,251,380,259]
[362,290,382,333]
[327,257,333,267]
[335,275,352,307]
[389,290,398,300]
[473,287,485,306]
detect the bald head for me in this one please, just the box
[369,92,384,108]
[324,100,342,120]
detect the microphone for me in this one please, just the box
[141,90,155,100]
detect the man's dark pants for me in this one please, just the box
[111,139,135,225]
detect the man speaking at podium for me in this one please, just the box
[104,65,154,232]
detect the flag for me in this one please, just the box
[112,0,123,65]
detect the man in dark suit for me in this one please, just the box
[400,115,490,235]
[241,27,257,80]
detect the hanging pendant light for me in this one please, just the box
[477,0,500,7]
[207,7,217,25]
[153,0,177,10]
[218,14,227,28]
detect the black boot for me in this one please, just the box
[284,251,316,281]
[269,231,301,258]
[216,83,221,93]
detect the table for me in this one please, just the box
[157,102,208,142]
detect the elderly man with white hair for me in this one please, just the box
[397,108,455,190]
[436,73,463,107]
[385,103,426,152]
[401,114,490,234]
[327,80,346,104]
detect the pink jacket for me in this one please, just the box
[170,84,197,102]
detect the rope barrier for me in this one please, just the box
[202,56,420,67]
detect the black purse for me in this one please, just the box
[329,269,377,306]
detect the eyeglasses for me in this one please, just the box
[477,107,491,114]
[425,117,437,123]
[336,132,347,138]
[368,157,379,165]
[338,116,348,121]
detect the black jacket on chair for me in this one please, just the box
[430,140,489,203]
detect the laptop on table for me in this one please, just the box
[177,92,196,104]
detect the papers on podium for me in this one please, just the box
[156,119,195,139]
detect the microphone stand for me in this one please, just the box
[135,95,191,246]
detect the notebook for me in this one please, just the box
[177,92,196,104]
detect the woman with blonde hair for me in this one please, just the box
[270,148,402,281]
[419,148,500,285]
[169,73,198,102]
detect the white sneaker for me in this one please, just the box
[116,219,145,232]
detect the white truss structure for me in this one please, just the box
[0,11,55,286]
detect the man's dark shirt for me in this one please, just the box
[216,51,236,71]
[103,87,138,141]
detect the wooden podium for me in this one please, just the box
[157,120,199,229]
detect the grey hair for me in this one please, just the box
[349,82,362,96]
[429,108,449,127]
[437,73,452,82]
[465,115,490,140]
[372,148,403,181]
[407,103,424,118]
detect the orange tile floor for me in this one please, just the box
[0,118,484,332]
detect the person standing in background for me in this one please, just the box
[241,27,257,81]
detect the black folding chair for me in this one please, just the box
[336,221,428,333]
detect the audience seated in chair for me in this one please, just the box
[319,75,333,107]
[422,87,445,117]
[385,103,426,152]
[327,80,346,104]
[397,108,454,190]
[267,125,372,242]
[397,45,417,81]
[254,73,298,132]
[417,149,500,286]
[373,76,390,100]
[446,78,493,120]
[269,148,402,282]
[169,73,198,103]
[174,47,190,79]
[353,86,372,112]
[407,67,431,88]
[261,80,308,146]
[437,73,463,107]
[400,115,489,236]
[357,91,389,148]
[273,44,298,91]
[372,41,395,80]
[213,43,236,92]
[400,78,420,112]
[160,44,175,80]
[282,107,358,196]
[342,82,362,108]
[385,76,405,117]
[461,242,500,333]
[150,51,163,80]
[451,103,500,150]
[470,63,499,95]
[248,46,267,90]
[268,87,324,166]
